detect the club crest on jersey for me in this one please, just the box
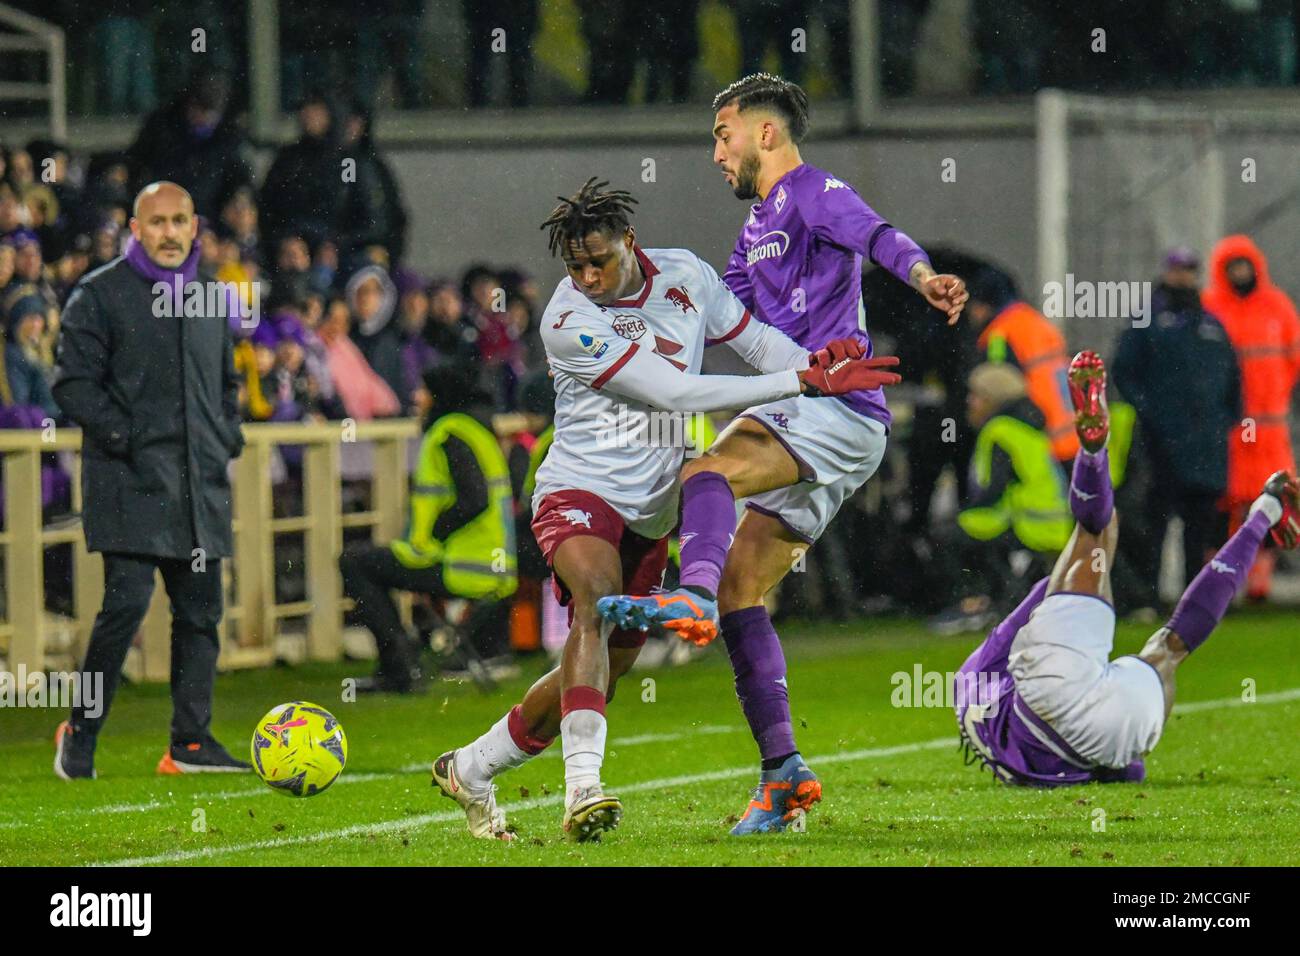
[612,314,647,340]
[746,230,789,267]
[664,286,696,314]
[823,177,848,192]
[577,333,609,359]
[773,184,788,213]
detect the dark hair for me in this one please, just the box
[712,73,810,142]
[540,177,638,257]
[966,267,1019,310]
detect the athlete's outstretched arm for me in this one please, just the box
[599,343,802,412]
[714,309,808,373]
[803,187,966,324]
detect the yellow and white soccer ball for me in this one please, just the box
[251,701,348,797]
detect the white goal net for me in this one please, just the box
[1035,89,1300,350]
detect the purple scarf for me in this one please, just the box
[124,236,201,287]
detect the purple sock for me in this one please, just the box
[1069,447,1114,533]
[1167,510,1271,652]
[678,471,736,596]
[721,606,796,761]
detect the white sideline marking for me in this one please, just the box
[4,726,740,825]
[97,737,955,868]
[1169,687,1300,713]
[69,687,1300,866]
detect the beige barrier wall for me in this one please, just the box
[0,419,422,681]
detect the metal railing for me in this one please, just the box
[0,419,421,680]
[0,3,67,142]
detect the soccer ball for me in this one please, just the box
[250,701,348,797]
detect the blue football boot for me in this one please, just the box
[730,753,822,835]
[596,587,720,646]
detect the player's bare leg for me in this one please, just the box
[594,417,816,833]
[548,536,626,840]
[599,417,797,643]
[433,536,638,841]
[1138,470,1300,719]
[1049,350,1119,603]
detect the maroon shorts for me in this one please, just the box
[531,489,669,648]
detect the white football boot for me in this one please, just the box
[432,750,514,841]
[562,782,622,842]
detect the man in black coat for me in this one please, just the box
[51,182,249,779]
[337,103,409,267]
[126,67,253,223]
[259,93,345,261]
[1112,247,1241,608]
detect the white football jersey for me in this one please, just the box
[533,245,807,540]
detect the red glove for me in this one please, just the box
[799,355,901,396]
[809,337,866,368]
[1268,472,1300,549]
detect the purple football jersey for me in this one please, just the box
[722,163,931,426]
[954,579,1146,787]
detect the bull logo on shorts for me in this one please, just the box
[562,509,593,528]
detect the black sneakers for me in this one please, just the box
[355,664,427,695]
[53,721,96,780]
[158,736,252,774]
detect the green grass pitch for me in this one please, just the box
[2,609,1297,866]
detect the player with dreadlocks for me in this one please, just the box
[431,177,903,841]
[599,74,968,835]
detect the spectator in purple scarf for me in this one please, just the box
[398,280,437,410]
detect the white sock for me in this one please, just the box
[561,709,607,799]
[455,713,532,796]
[1249,493,1284,527]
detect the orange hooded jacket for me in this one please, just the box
[976,301,1080,462]
[1201,235,1300,505]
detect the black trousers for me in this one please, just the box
[73,552,224,744]
[340,544,446,683]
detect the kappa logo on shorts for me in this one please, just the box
[562,509,593,528]
[766,411,791,431]
[1210,558,1234,575]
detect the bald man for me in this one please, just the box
[52,182,250,779]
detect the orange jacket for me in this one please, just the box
[1201,235,1300,504]
[977,301,1080,461]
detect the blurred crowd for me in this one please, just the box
[0,76,555,650]
[0,73,548,436]
[4,1,1299,116]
